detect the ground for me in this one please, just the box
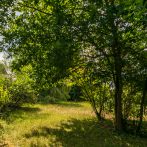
[0,102,147,147]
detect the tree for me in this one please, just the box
[1,0,146,132]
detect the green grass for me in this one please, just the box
[0,101,147,147]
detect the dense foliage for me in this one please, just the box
[0,63,36,112]
[0,61,72,114]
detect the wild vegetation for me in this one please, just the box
[0,0,147,146]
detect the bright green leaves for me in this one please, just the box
[1,0,147,89]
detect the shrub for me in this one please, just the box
[0,86,11,112]
[9,82,37,106]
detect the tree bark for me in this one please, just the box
[137,78,147,133]
[114,57,123,131]
[110,4,123,131]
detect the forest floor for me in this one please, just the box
[0,101,147,147]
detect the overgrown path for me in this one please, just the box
[0,102,147,147]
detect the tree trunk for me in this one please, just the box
[107,1,123,132]
[137,78,147,133]
[112,25,123,132]
[83,87,102,120]
[114,63,123,131]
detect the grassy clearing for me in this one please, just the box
[0,101,147,147]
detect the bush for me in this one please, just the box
[7,65,38,106]
[9,83,37,106]
[0,86,11,112]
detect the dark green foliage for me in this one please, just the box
[68,85,83,101]
[37,84,70,103]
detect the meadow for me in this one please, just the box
[0,102,147,147]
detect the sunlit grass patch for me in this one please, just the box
[0,102,147,147]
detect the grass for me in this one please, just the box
[0,101,147,147]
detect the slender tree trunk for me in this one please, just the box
[111,23,123,132]
[114,60,123,131]
[137,78,147,133]
[82,86,102,120]
[107,1,123,131]
[91,97,102,120]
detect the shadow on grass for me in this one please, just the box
[17,106,41,112]
[1,106,41,123]
[125,119,147,138]
[24,118,147,147]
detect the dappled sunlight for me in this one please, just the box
[1,102,147,147]
[1,106,41,123]
[23,118,147,147]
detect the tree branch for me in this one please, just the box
[18,3,52,16]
